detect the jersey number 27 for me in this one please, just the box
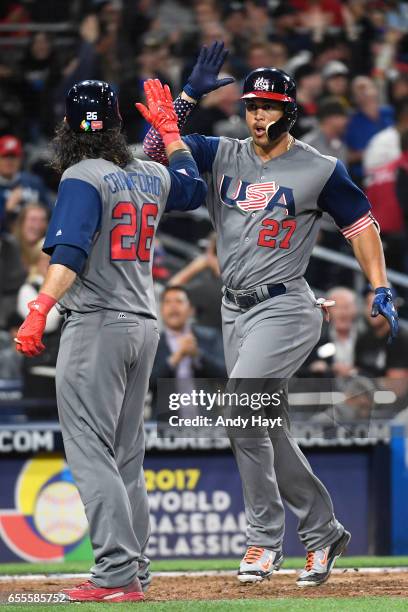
[110,201,158,261]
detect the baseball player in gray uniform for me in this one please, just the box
[15,79,207,602]
[144,43,398,586]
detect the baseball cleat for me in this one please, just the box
[59,578,144,602]
[137,554,152,592]
[237,546,284,583]
[296,530,351,587]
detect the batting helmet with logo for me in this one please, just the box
[241,68,297,141]
[65,80,122,133]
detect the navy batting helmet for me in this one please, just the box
[241,68,297,141]
[65,80,122,133]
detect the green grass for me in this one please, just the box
[1,556,408,576]
[4,599,408,612]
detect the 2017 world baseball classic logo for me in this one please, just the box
[0,454,89,562]
[0,452,247,562]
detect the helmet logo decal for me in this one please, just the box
[253,77,270,91]
[91,120,103,131]
[80,120,91,131]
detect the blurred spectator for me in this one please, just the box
[245,42,271,72]
[120,0,156,56]
[355,289,408,378]
[366,135,408,272]
[293,0,344,29]
[222,2,249,60]
[157,0,195,42]
[0,233,26,329]
[390,72,408,106]
[305,287,359,378]
[0,312,23,380]
[0,135,51,230]
[53,15,102,123]
[119,33,172,143]
[13,203,48,271]
[184,79,247,138]
[303,98,348,162]
[396,129,408,238]
[169,233,222,330]
[93,0,124,86]
[20,32,61,141]
[245,0,272,41]
[152,236,171,283]
[17,242,61,335]
[291,64,322,138]
[0,57,26,139]
[321,60,351,107]
[311,376,376,429]
[345,76,394,184]
[149,286,226,418]
[364,97,408,171]
[270,3,312,56]
[25,0,76,23]
[16,241,62,400]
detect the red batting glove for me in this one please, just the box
[15,293,56,357]
[135,79,180,146]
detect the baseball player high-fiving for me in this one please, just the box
[144,42,398,587]
[15,79,207,602]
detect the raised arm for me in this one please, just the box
[136,79,207,211]
[142,41,233,167]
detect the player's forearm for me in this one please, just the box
[40,264,77,301]
[351,225,388,288]
[180,90,198,104]
[169,257,207,286]
[165,139,191,157]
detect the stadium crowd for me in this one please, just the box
[1,0,408,421]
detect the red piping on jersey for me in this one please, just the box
[241,92,295,102]
[341,212,377,240]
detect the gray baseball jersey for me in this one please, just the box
[181,135,373,290]
[43,156,204,316]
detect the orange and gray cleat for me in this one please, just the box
[237,546,284,583]
[297,530,351,587]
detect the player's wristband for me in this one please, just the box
[162,132,181,147]
[183,84,200,100]
[29,293,57,316]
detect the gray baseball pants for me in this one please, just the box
[56,309,159,587]
[222,278,344,552]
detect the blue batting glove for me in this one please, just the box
[371,287,399,344]
[184,41,235,100]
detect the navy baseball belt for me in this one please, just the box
[223,283,286,309]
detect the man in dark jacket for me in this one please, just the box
[149,285,226,419]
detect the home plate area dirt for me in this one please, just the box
[1,572,408,602]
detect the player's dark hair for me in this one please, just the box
[51,121,133,174]
[161,285,191,302]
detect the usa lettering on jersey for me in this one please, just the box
[219,174,295,216]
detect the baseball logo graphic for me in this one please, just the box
[34,481,88,546]
[80,120,91,131]
[253,77,270,91]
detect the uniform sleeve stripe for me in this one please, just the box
[341,212,376,239]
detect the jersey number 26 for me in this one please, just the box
[110,201,158,261]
